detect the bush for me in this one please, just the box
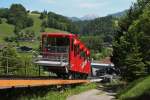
[7,4,33,29]
[4,36,15,42]
[118,76,150,100]
[26,17,34,27]
[31,11,40,14]
[0,18,2,24]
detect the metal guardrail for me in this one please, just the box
[39,53,68,62]
[34,52,69,67]
[44,46,69,53]
[37,46,69,62]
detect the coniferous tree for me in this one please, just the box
[112,0,150,81]
[0,18,2,24]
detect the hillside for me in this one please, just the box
[108,10,127,17]
[118,76,150,100]
[27,13,67,33]
[0,4,117,44]
[75,15,115,44]
[0,19,14,42]
[0,13,67,43]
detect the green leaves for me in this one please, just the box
[112,0,150,81]
[4,4,34,34]
[0,18,2,24]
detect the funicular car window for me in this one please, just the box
[74,45,77,56]
[46,37,69,46]
[80,50,85,58]
[77,45,80,54]
[45,37,69,53]
[74,45,80,56]
[71,39,74,51]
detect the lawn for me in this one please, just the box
[22,83,97,100]
[118,76,150,100]
[0,20,14,42]
[0,13,68,48]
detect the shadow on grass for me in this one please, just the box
[123,90,150,100]
[0,85,68,100]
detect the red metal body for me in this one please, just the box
[40,33,91,78]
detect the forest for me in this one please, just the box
[0,4,115,60]
[0,3,116,76]
[112,0,150,81]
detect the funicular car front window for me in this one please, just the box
[45,37,69,52]
[46,37,69,46]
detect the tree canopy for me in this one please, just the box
[112,0,150,81]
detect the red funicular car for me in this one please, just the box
[35,33,91,79]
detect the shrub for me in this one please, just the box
[0,18,2,24]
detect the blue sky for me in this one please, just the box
[0,0,136,17]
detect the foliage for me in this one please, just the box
[5,4,33,34]
[118,76,150,100]
[0,20,14,42]
[0,3,116,44]
[82,16,115,35]
[112,0,150,81]
[0,8,9,18]
[31,11,41,14]
[42,11,79,34]
[14,25,21,34]
[75,16,116,43]
[17,29,35,41]
[0,44,23,74]
[0,45,41,76]
[0,18,2,24]
[20,83,97,100]
[26,17,34,27]
[80,36,103,52]
[0,3,115,62]
[0,11,67,45]
[4,36,16,42]
[40,26,45,32]
[80,36,113,60]
[39,10,47,19]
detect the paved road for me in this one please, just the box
[67,89,115,100]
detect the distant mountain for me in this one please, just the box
[81,14,99,21]
[69,17,81,22]
[108,10,128,17]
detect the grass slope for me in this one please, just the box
[27,13,67,36]
[21,83,96,100]
[0,13,67,46]
[118,76,150,100]
[0,20,14,42]
[26,13,42,33]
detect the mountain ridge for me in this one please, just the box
[69,10,127,21]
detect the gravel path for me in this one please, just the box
[67,89,115,100]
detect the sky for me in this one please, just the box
[0,0,136,17]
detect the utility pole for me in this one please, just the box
[38,65,41,76]
[6,58,8,75]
